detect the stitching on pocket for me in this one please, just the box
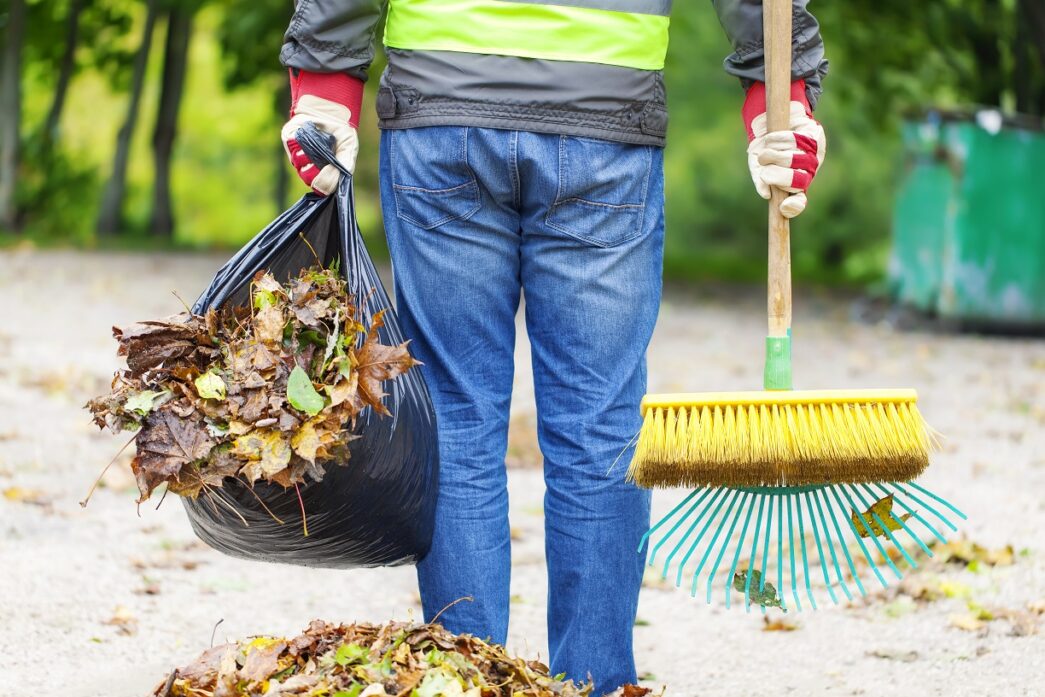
[545,139,653,247]
[390,128,481,230]
[393,180,476,195]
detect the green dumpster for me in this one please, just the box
[889,112,1045,328]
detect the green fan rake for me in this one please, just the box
[640,481,966,611]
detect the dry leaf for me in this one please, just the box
[104,606,138,636]
[850,495,912,538]
[949,613,986,632]
[153,619,593,697]
[866,648,919,662]
[88,266,418,504]
[2,486,50,506]
[762,616,799,632]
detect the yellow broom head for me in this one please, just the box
[628,389,933,489]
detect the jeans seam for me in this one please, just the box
[509,131,520,209]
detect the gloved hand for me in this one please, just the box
[742,79,825,218]
[281,69,364,195]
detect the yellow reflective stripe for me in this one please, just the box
[384,0,669,71]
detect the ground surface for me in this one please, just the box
[1,248,1043,697]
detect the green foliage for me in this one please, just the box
[8,0,1039,283]
[661,5,899,284]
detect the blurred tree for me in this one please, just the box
[817,0,1045,121]
[1015,0,1045,115]
[97,0,159,235]
[0,0,27,229]
[151,1,201,237]
[218,0,294,213]
[42,0,86,146]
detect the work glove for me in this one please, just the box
[742,79,826,218]
[281,69,364,195]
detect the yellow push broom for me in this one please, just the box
[628,0,965,611]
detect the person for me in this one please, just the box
[279,2,827,693]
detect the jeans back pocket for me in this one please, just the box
[545,136,653,248]
[390,127,481,230]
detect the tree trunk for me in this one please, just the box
[1014,0,1045,117]
[149,6,194,239]
[43,0,86,147]
[274,83,290,213]
[96,0,159,236]
[0,0,28,230]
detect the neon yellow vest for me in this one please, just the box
[384,0,670,71]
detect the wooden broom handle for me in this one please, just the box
[765,0,792,337]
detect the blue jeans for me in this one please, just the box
[379,127,663,695]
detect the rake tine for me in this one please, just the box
[650,489,716,569]
[689,489,743,595]
[641,488,702,556]
[725,493,759,609]
[814,487,863,598]
[876,482,947,543]
[777,489,788,611]
[759,494,775,614]
[804,490,840,605]
[704,491,752,605]
[673,488,732,586]
[895,482,964,531]
[829,485,889,588]
[844,482,919,568]
[744,494,767,612]
[795,494,817,609]
[786,494,802,611]
[847,484,919,570]
[907,481,967,520]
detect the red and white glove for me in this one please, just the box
[281,70,364,195]
[742,79,826,218]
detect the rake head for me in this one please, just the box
[640,480,966,611]
[629,389,933,489]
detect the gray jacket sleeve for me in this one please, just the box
[711,0,828,108]
[280,0,386,81]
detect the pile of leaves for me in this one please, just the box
[153,619,596,697]
[87,265,419,503]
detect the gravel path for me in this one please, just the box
[0,247,1042,696]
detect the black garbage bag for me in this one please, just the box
[182,125,438,568]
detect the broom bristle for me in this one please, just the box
[628,389,933,488]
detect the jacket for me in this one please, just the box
[280,0,828,147]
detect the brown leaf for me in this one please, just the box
[132,409,215,501]
[354,311,420,416]
[254,304,285,344]
[291,419,322,464]
[104,606,138,636]
[621,686,651,697]
[762,616,799,632]
[233,429,292,483]
[949,613,987,632]
[240,639,287,682]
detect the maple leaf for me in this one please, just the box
[851,495,913,538]
[132,408,215,501]
[354,312,421,416]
